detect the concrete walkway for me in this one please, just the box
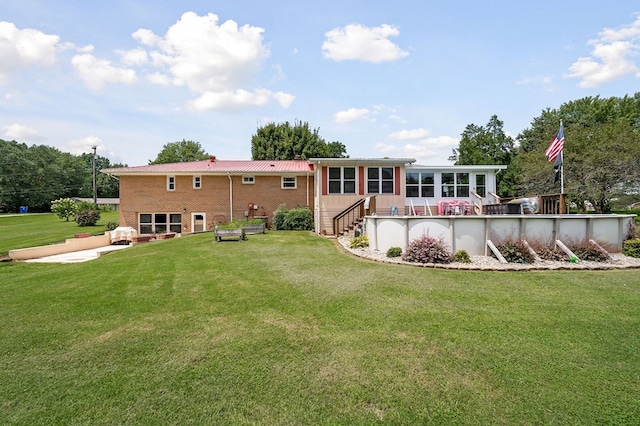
[25,244,131,264]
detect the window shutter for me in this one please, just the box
[358,166,365,195]
[322,166,328,195]
[395,167,401,195]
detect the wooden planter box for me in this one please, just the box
[214,228,245,242]
[242,223,265,235]
[132,236,152,243]
[157,233,176,240]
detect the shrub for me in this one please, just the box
[623,238,640,258]
[453,250,471,263]
[75,210,101,227]
[386,246,402,258]
[349,235,369,249]
[105,221,119,231]
[76,201,97,212]
[496,239,535,264]
[570,240,610,262]
[535,246,566,261]
[51,198,78,221]
[402,234,452,264]
[273,206,313,230]
[217,220,245,230]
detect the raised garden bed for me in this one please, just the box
[242,223,265,235]
[214,228,245,242]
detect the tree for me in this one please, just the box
[251,120,347,160]
[449,115,516,196]
[513,94,640,213]
[149,140,209,164]
[78,153,124,198]
[51,198,79,221]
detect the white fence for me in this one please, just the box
[365,214,636,256]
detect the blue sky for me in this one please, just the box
[1,1,639,166]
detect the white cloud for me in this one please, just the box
[377,131,458,164]
[2,123,45,142]
[373,142,397,154]
[118,48,148,66]
[189,88,294,111]
[565,14,640,87]
[389,128,430,141]
[334,107,372,123]
[322,23,409,63]
[130,11,292,110]
[71,54,137,91]
[0,21,59,83]
[146,72,171,86]
[389,114,407,124]
[65,135,105,156]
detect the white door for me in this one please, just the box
[192,213,206,233]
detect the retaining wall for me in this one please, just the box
[365,214,636,256]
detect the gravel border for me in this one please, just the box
[337,236,640,271]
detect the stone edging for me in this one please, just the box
[335,237,640,271]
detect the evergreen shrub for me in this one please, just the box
[386,247,402,258]
[75,210,101,227]
[623,239,640,258]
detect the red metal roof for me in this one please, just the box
[103,159,315,175]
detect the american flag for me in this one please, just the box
[545,122,564,162]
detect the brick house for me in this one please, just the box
[103,156,506,236]
[103,157,314,234]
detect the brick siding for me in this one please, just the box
[118,174,314,233]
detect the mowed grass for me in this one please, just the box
[1,230,639,424]
[0,211,120,256]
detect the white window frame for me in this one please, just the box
[167,176,175,191]
[441,172,470,198]
[367,167,394,194]
[139,213,182,234]
[406,172,435,198]
[281,176,297,189]
[193,175,202,189]
[242,176,255,184]
[328,167,356,194]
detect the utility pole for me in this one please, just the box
[92,145,97,207]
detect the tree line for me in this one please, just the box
[3,94,639,214]
[0,140,123,213]
[451,93,640,213]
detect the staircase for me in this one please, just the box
[332,196,376,236]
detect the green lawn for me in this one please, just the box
[1,229,639,424]
[0,211,119,256]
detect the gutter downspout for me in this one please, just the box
[306,172,310,207]
[227,172,233,221]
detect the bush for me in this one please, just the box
[496,239,535,264]
[349,235,369,249]
[51,198,79,221]
[386,246,402,258]
[535,246,566,261]
[273,206,313,230]
[75,210,101,227]
[453,250,471,263]
[402,234,452,264]
[76,201,97,212]
[571,240,610,262]
[105,221,119,231]
[217,220,245,230]
[623,238,640,258]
